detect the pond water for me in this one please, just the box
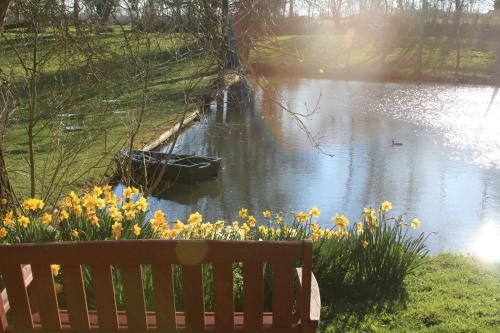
[116,78,500,260]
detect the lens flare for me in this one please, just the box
[471,222,500,262]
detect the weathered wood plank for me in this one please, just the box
[0,241,304,265]
[142,111,200,151]
[0,285,7,333]
[182,265,205,331]
[31,264,61,330]
[151,264,176,330]
[119,265,147,330]
[0,265,33,330]
[61,265,90,330]
[243,262,263,331]
[91,265,118,330]
[213,262,234,330]
[272,262,294,328]
[1,265,33,314]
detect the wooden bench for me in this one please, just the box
[0,240,321,333]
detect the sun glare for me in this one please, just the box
[471,222,500,262]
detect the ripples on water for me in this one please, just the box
[116,79,500,261]
[367,85,500,169]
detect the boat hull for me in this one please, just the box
[125,150,221,185]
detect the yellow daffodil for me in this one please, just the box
[362,240,369,249]
[411,218,421,229]
[3,211,15,227]
[332,214,349,229]
[188,212,202,225]
[381,201,392,212]
[238,208,248,219]
[123,187,134,200]
[51,264,60,277]
[248,215,256,227]
[258,225,268,235]
[22,198,45,211]
[95,198,106,210]
[71,229,79,239]
[297,211,309,222]
[93,186,103,198]
[356,221,364,235]
[309,207,320,218]
[41,213,53,225]
[136,197,149,212]
[262,210,271,218]
[73,205,82,217]
[125,210,136,221]
[69,191,80,206]
[18,216,30,228]
[90,215,100,228]
[103,184,112,193]
[59,209,69,221]
[111,222,122,239]
[133,224,141,236]
[276,214,283,224]
[241,223,250,235]
[232,221,239,231]
[0,227,7,239]
[311,222,319,233]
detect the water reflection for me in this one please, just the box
[117,78,500,260]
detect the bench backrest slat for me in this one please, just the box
[31,265,61,330]
[243,261,264,331]
[181,264,205,330]
[272,261,294,328]
[151,264,176,330]
[0,265,33,330]
[90,265,118,330]
[213,262,234,329]
[60,265,90,330]
[119,265,148,330]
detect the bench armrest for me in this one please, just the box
[1,265,33,314]
[295,267,321,323]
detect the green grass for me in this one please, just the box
[322,254,500,332]
[1,27,217,200]
[252,34,498,80]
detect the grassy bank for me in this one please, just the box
[323,253,500,332]
[1,27,217,200]
[251,35,499,84]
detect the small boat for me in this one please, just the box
[125,150,221,185]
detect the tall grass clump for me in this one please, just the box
[313,204,428,319]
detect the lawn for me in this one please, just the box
[322,254,500,332]
[1,27,217,200]
[251,34,499,81]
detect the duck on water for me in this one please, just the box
[392,140,403,146]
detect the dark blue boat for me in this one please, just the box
[126,150,221,185]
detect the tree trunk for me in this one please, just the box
[454,0,462,75]
[0,0,12,34]
[0,145,15,209]
[73,0,80,21]
[415,0,428,76]
[289,0,294,17]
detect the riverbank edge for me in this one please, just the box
[322,253,500,332]
[250,63,500,87]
